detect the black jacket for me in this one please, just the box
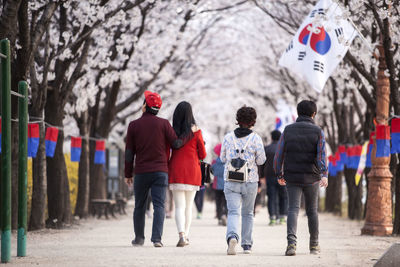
[283,115,321,185]
[262,142,278,183]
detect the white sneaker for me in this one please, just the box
[227,238,237,255]
[243,245,252,254]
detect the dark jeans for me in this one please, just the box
[146,194,152,211]
[267,180,288,219]
[287,183,319,247]
[133,172,168,243]
[194,187,205,213]
[215,190,227,219]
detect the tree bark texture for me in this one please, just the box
[89,145,107,201]
[29,122,47,230]
[74,111,90,218]
[325,173,342,216]
[344,168,363,220]
[0,0,22,48]
[45,94,71,227]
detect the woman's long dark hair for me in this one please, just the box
[173,101,196,140]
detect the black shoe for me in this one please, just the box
[310,245,321,255]
[177,237,186,247]
[285,244,296,256]
[221,215,227,226]
[131,238,144,246]
[153,242,163,247]
[242,245,252,254]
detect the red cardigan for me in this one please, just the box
[168,130,207,186]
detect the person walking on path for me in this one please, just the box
[261,130,288,226]
[124,91,183,248]
[220,106,266,255]
[194,187,205,219]
[273,100,328,256]
[168,101,207,247]
[211,143,227,226]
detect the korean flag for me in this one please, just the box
[279,0,357,92]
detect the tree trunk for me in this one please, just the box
[45,94,71,228]
[325,172,342,216]
[74,111,90,218]
[325,175,334,212]
[28,121,47,230]
[0,0,22,48]
[89,106,114,202]
[344,168,363,220]
[89,145,107,201]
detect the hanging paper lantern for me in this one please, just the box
[391,118,400,154]
[71,137,82,162]
[28,123,40,158]
[335,151,343,172]
[376,125,390,158]
[94,140,106,164]
[328,155,337,176]
[45,127,59,158]
[347,145,362,169]
[338,145,347,167]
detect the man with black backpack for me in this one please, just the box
[273,100,328,256]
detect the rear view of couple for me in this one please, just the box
[124,91,205,248]
[219,100,328,256]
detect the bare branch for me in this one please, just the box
[200,0,249,13]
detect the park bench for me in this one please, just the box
[90,199,117,219]
[115,197,127,215]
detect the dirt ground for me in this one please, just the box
[6,201,400,266]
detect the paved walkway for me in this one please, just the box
[9,201,400,266]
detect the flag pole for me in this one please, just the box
[347,18,374,53]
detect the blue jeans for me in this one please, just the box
[287,183,319,246]
[133,172,168,243]
[224,181,258,247]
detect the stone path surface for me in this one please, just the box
[8,201,400,266]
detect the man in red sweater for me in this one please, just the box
[125,91,182,247]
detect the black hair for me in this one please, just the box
[271,130,281,141]
[236,106,257,128]
[143,100,159,115]
[172,101,196,140]
[297,100,317,117]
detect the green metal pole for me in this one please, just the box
[17,81,28,257]
[1,39,11,263]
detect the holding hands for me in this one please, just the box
[277,177,328,188]
[319,177,328,188]
[125,177,133,186]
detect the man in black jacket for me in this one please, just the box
[273,100,328,256]
[261,130,288,226]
